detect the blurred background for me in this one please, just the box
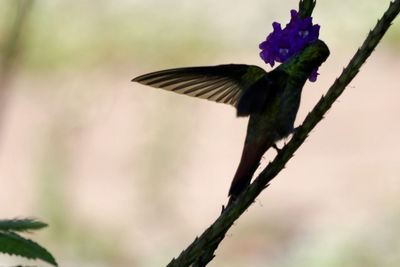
[0,0,399,266]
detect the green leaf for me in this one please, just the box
[0,218,48,232]
[0,231,57,266]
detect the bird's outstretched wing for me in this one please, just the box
[132,64,267,108]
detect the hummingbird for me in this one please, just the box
[132,39,329,198]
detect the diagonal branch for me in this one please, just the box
[167,1,400,266]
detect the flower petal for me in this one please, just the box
[259,9,321,81]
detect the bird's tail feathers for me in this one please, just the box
[228,135,274,197]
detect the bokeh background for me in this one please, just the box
[0,0,399,266]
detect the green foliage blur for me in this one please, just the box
[1,0,399,74]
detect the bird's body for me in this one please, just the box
[132,40,330,198]
[230,68,305,196]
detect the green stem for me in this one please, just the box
[298,0,316,19]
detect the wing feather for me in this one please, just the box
[192,80,231,97]
[132,64,267,107]
[182,77,227,94]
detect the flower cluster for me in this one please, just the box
[259,10,320,82]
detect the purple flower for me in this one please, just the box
[259,10,321,82]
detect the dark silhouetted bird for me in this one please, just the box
[132,40,329,198]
